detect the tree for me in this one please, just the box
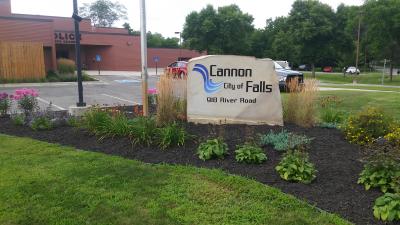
[182,4,254,55]
[364,0,400,80]
[80,0,127,27]
[123,23,140,36]
[147,32,179,48]
[286,0,337,77]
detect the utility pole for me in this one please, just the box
[355,12,362,75]
[72,0,85,107]
[140,0,149,116]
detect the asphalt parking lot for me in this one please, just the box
[0,74,159,111]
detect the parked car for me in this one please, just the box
[275,60,291,70]
[165,61,188,78]
[298,64,310,71]
[323,66,333,73]
[345,66,360,75]
[274,61,304,91]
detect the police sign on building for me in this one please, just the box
[187,55,283,125]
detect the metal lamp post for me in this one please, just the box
[72,0,86,107]
[140,0,149,116]
[175,31,182,60]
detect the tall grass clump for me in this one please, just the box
[57,58,76,75]
[156,73,187,125]
[284,79,318,127]
[82,108,112,135]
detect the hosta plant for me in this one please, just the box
[30,116,53,131]
[275,150,317,184]
[373,193,400,222]
[260,130,313,152]
[358,158,400,193]
[197,138,228,161]
[157,122,188,150]
[235,144,267,164]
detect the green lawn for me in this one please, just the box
[318,90,400,120]
[304,72,400,86]
[0,134,350,225]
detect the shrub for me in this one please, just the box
[66,116,80,127]
[373,193,400,222]
[358,157,400,193]
[57,58,76,74]
[10,88,39,115]
[235,144,267,164]
[385,127,400,147]
[99,112,131,139]
[275,150,317,184]
[156,74,187,125]
[30,116,53,131]
[157,122,188,150]
[260,130,313,152]
[82,108,112,135]
[0,92,11,116]
[319,96,344,125]
[343,107,393,145]
[197,138,228,161]
[12,114,25,126]
[129,116,157,146]
[284,79,318,127]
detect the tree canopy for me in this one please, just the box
[181,0,400,75]
[80,0,127,27]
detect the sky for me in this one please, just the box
[11,0,363,38]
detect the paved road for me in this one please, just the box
[0,75,159,111]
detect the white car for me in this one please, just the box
[345,67,360,75]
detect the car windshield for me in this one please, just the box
[177,62,187,67]
[274,62,283,69]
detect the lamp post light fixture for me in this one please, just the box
[72,0,86,107]
[175,31,182,60]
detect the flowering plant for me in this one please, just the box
[343,107,392,145]
[0,92,11,116]
[10,88,39,115]
[148,88,158,105]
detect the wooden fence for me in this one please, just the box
[0,42,46,81]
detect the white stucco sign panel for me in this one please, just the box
[187,55,283,125]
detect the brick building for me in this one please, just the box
[0,0,204,72]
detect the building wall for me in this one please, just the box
[0,0,11,15]
[0,17,54,46]
[147,48,206,68]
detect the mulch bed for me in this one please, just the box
[0,117,398,225]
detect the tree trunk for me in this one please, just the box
[390,62,393,82]
[311,63,315,78]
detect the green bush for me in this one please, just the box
[358,158,400,193]
[82,108,112,135]
[385,127,400,147]
[275,150,317,184]
[197,138,228,161]
[373,193,400,222]
[129,116,157,146]
[343,107,393,145]
[12,114,25,126]
[319,95,344,125]
[156,122,188,150]
[99,113,131,140]
[260,130,313,152]
[66,116,80,127]
[57,58,76,74]
[235,144,267,164]
[30,116,53,131]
